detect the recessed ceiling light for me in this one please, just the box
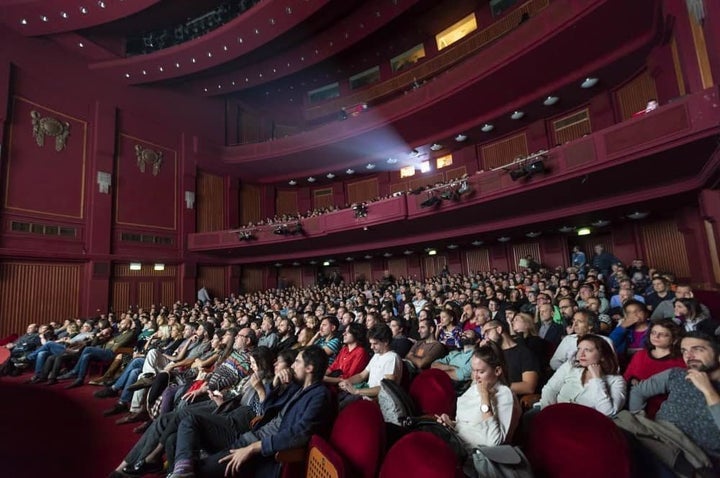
[20,18,28,25]
[403,250,413,255]
[581,77,599,88]
[447,244,459,249]
[510,111,525,120]
[98,1,106,8]
[141,70,146,75]
[383,252,392,258]
[427,249,437,256]
[346,169,355,175]
[191,58,196,63]
[237,37,243,43]
[497,236,511,242]
[558,226,575,233]
[410,149,420,157]
[387,157,397,164]
[207,52,213,58]
[309,260,317,265]
[203,88,208,92]
[471,240,484,246]
[79,6,88,14]
[292,262,300,266]
[159,66,164,72]
[543,96,559,106]
[307,177,316,183]
[60,12,68,19]
[40,15,48,22]
[481,124,494,132]
[364,255,372,259]
[78,42,84,48]
[345,257,354,261]
[326,173,335,179]
[175,62,180,68]
[223,45,228,51]
[526,232,542,238]
[274,263,282,267]
[288,180,297,185]
[366,163,375,170]
[430,143,442,151]
[591,219,610,227]
[125,73,130,78]
[455,134,467,142]
[627,211,649,220]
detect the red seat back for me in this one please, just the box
[379,431,458,478]
[330,399,386,478]
[409,368,457,417]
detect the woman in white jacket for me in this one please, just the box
[540,334,626,416]
[437,342,520,451]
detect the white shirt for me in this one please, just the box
[549,334,615,370]
[455,383,515,451]
[364,350,402,388]
[540,361,626,416]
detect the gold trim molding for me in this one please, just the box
[135,144,163,176]
[31,110,70,151]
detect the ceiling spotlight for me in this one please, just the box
[20,18,28,25]
[175,62,180,68]
[497,236,511,243]
[309,260,317,265]
[403,250,413,255]
[78,42,84,48]
[98,1,106,8]
[471,240,484,246]
[124,73,130,78]
[526,232,542,238]
[591,219,611,227]
[364,255,373,259]
[292,262,300,266]
[430,143,442,151]
[581,77,599,88]
[288,179,297,185]
[366,163,376,170]
[61,12,69,18]
[543,96,559,106]
[387,157,397,164]
[40,15,48,22]
[346,257,354,261]
[481,123,494,132]
[510,111,525,120]
[346,169,355,175]
[274,263,282,267]
[558,226,575,233]
[410,149,420,157]
[627,211,649,220]
[324,173,335,179]
[447,244,459,250]
[455,134,467,142]
[80,6,88,14]
[383,252,392,258]
[427,249,437,256]
[307,177,316,183]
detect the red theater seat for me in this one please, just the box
[379,431,459,478]
[306,435,346,478]
[330,399,386,478]
[409,368,457,417]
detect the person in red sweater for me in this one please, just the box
[323,323,370,383]
[623,318,685,417]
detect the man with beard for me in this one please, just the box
[406,318,446,371]
[431,330,477,384]
[481,320,540,396]
[629,331,720,467]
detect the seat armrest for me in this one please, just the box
[520,394,541,410]
[275,446,306,464]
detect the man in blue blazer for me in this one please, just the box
[167,345,335,478]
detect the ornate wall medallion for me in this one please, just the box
[31,110,71,151]
[134,144,163,176]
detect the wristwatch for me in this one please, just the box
[480,403,490,413]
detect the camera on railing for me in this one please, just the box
[352,203,368,218]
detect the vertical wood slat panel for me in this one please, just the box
[423,255,448,278]
[161,281,176,307]
[313,188,334,210]
[353,262,372,282]
[347,178,379,205]
[552,108,592,145]
[197,266,227,299]
[196,171,225,233]
[512,243,541,270]
[0,262,81,337]
[240,184,262,225]
[480,133,528,170]
[276,190,298,216]
[279,268,302,289]
[465,249,491,273]
[409,173,444,191]
[641,220,691,279]
[242,267,264,293]
[616,70,658,120]
[138,282,154,308]
[387,257,408,280]
[112,281,130,315]
[390,182,408,194]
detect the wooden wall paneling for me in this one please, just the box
[279,267,303,289]
[390,182,408,194]
[276,190,298,216]
[137,281,154,308]
[161,280,176,307]
[512,243,541,270]
[552,108,591,145]
[196,171,225,232]
[347,178,379,204]
[112,281,130,315]
[641,220,691,279]
[313,188,334,210]
[465,249,491,273]
[242,267,264,293]
[444,166,467,181]
[353,261,372,282]
[409,173,444,191]
[616,70,658,120]
[0,262,81,337]
[113,264,177,277]
[387,257,408,280]
[240,184,262,225]
[480,133,528,170]
[423,255,448,278]
[197,265,227,299]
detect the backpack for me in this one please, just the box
[469,445,534,478]
[377,378,416,425]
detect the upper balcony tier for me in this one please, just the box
[189,88,720,264]
[218,0,664,183]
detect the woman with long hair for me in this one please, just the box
[436,308,462,350]
[540,334,626,416]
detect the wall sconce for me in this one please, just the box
[97,171,112,194]
[184,190,195,209]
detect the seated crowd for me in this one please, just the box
[2,255,719,477]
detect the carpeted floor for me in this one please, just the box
[0,371,144,478]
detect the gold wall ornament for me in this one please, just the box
[134,144,163,176]
[31,110,71,152]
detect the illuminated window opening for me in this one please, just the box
[436,13,477,51]
[391,44,426,72]
[400,165,416,178]
[419,161,431,173]
[349,66,380,90]
[436,154,453,169]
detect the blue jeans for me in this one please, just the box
[27,342,66,374]
[113,357,145,404]
[72,346,114,380]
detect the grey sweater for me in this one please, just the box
[629,367,720,459]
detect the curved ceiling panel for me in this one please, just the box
[88,0,332,84]
[0,0,161,36]
[192,0,423,96]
